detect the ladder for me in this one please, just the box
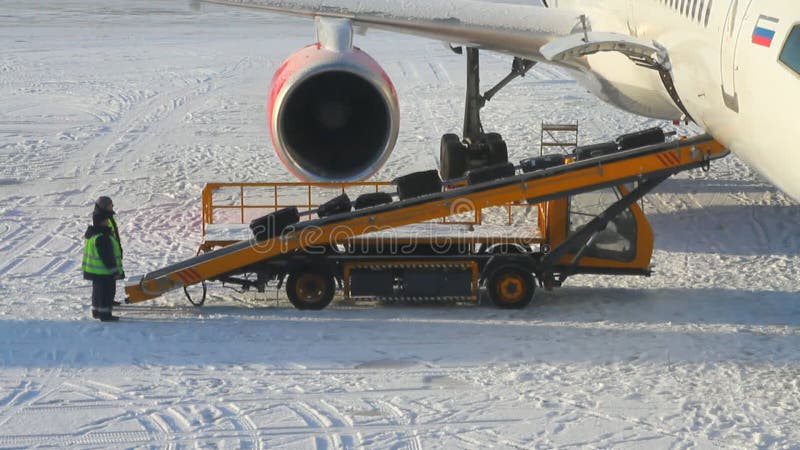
[540,122,579,156]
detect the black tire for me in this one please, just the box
[440,134,467,180]
[486,264,535,309]
[394,170,442,200]
[486,133,509,165]
[482,243,528,255]
[354,192,393,210]
[317,193,352,218]
[249,207,300,241]
[286,268,336,310]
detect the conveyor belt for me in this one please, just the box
[126,134,728,302]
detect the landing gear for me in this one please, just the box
[440,134,467,180]
[439,47,535,180]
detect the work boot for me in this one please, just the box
[99,313,119,322]
[91,309,99,319]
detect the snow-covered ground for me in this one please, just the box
[1,1,798,448]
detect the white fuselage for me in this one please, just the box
[554,0,800,201]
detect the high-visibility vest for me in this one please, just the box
[109,217,118,238]
[109,217,122,255]
[82,233,123,275]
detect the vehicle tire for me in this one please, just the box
[394,169,442,200]
[486,264,535,309]
[486,133,509,165]
[249,207,300,241]
[482,243,529,255]
[440,134,467,180]
[286,268,336,310]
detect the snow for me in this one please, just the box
[0,1,798,448]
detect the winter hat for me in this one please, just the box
[95,196,113,210]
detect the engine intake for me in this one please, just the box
[269,45,400,182]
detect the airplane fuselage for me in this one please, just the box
[554,0,800,200]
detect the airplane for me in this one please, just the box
[197,0,800,203]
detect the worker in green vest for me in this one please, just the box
[94,196,122,259]
[93,196,124,306]
[83,206,124,322]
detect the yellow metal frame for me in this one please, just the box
[127,137,727,303]
[198,181,539,253]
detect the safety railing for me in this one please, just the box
[200,181,538,238]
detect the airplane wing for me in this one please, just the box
[197,0,589,63]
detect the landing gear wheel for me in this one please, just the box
[394,170,442,200]
[486,264,535,309]
[486,133,509,165]
[440,134,467,180]
[286,269,336,310]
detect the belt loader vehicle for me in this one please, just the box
[125,132,728,310]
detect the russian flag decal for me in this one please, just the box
[753,15,779,48]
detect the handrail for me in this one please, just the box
[200,180,538,236]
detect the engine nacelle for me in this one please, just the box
[268,44,400,182]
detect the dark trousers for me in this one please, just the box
[91,277,116,314]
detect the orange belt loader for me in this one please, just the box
[125,134,728,309]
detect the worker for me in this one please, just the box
[93,196,124,306]
[94,196,122,258]
[83,206,124,322]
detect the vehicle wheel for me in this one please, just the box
[486,133,508,165]
[394,169,442,200]
[486,264,535,309]
[482,243,528,255]
[286,268,336,310]
[440,134,467,180]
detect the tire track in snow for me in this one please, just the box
[224,402,264,450]
[292,401,337,449]
[378,399,422,450]
[0,367,63,430]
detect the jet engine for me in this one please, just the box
[268,44,400,182]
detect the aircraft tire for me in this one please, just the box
[486,133,509,165]
[440,134,467,180]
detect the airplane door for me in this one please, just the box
[720,0,754,111]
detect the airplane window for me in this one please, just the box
[780,26,800,76]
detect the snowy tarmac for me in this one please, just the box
[0,1,799,448]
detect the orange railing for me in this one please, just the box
[201,181,537,238]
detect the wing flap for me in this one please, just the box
[199,0,586,61]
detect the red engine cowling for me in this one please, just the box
[268,44,400,182]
